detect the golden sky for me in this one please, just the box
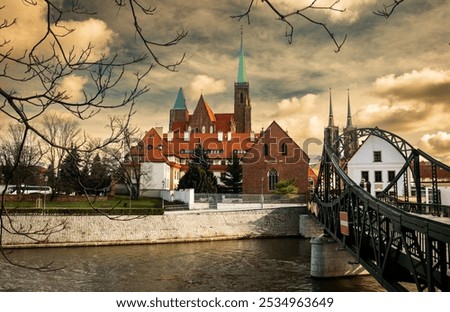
[1,1,450,161]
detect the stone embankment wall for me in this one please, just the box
[3,206,307,248]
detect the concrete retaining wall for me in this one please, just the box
[3,206,307,248]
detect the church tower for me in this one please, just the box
[343,89,359,159]
[234,27,251,133]
[323,88,340,155]
[169,87,189,132]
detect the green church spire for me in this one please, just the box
[237,26,247,83]
[172,87,187,110]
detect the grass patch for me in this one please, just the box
[2,196,164,215]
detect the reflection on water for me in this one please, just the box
[0,238,385,292]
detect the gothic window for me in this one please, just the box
[240,92,244,103]
[268,169,278,191]
[263,144,269,156]
[280,143,287,155]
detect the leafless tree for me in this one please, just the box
[0,123,46,188]
[0,0,186,270]
[39,112,81,199]
[101,118,150,201]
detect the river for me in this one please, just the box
[0,238,385,292]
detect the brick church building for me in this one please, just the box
[129,30,311,196]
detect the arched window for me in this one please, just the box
[202,126,206,133]
[280,143,287,155]
[240,92,244,103]
[263,144,269,156]
[268,169,278,191]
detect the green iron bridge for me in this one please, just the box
[312,127,450,292]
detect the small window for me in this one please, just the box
[147,145,153,150]
[280,143,287,156]
[374,151,382,162]
[388,170,396,182]
[268,169,278,191]
[375,171,383,183]
[263,144,269,157]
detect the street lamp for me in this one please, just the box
[261,176,264,208]
[43,175,48,213]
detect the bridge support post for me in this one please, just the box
[310,235,368,278]
[299,215,324,238]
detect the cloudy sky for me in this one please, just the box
[2,0,450,161]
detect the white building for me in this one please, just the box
[347,135,412,198]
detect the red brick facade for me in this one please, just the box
[242,121,310,195]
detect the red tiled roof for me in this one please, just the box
[215,113,235,133]
[130,128,169,163]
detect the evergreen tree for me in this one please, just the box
[59,149,82,195]
[178,145,217,193]
[221,153,242,193]
[87,154,111,195]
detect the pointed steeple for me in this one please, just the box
[328,88,335,127]
[172,87,187,110]
[237,26,247,83]
[346,89,353,128]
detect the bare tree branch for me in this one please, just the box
[232,0,347,52]
[373,0,405,19]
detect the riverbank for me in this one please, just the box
[3,206,307,248]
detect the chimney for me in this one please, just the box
[155,126,163,137]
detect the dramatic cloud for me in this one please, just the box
[0,3,114,61]
[268,94,324,154]
[58,75,88,102]
[373,68,450,104]
[56,18,115,62]
[187,75,227,100]
[275,94,317,117]
[355,102,432,132]
[0,1,47,56]
[418,131,450,163]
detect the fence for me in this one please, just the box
[194,193,307,204]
